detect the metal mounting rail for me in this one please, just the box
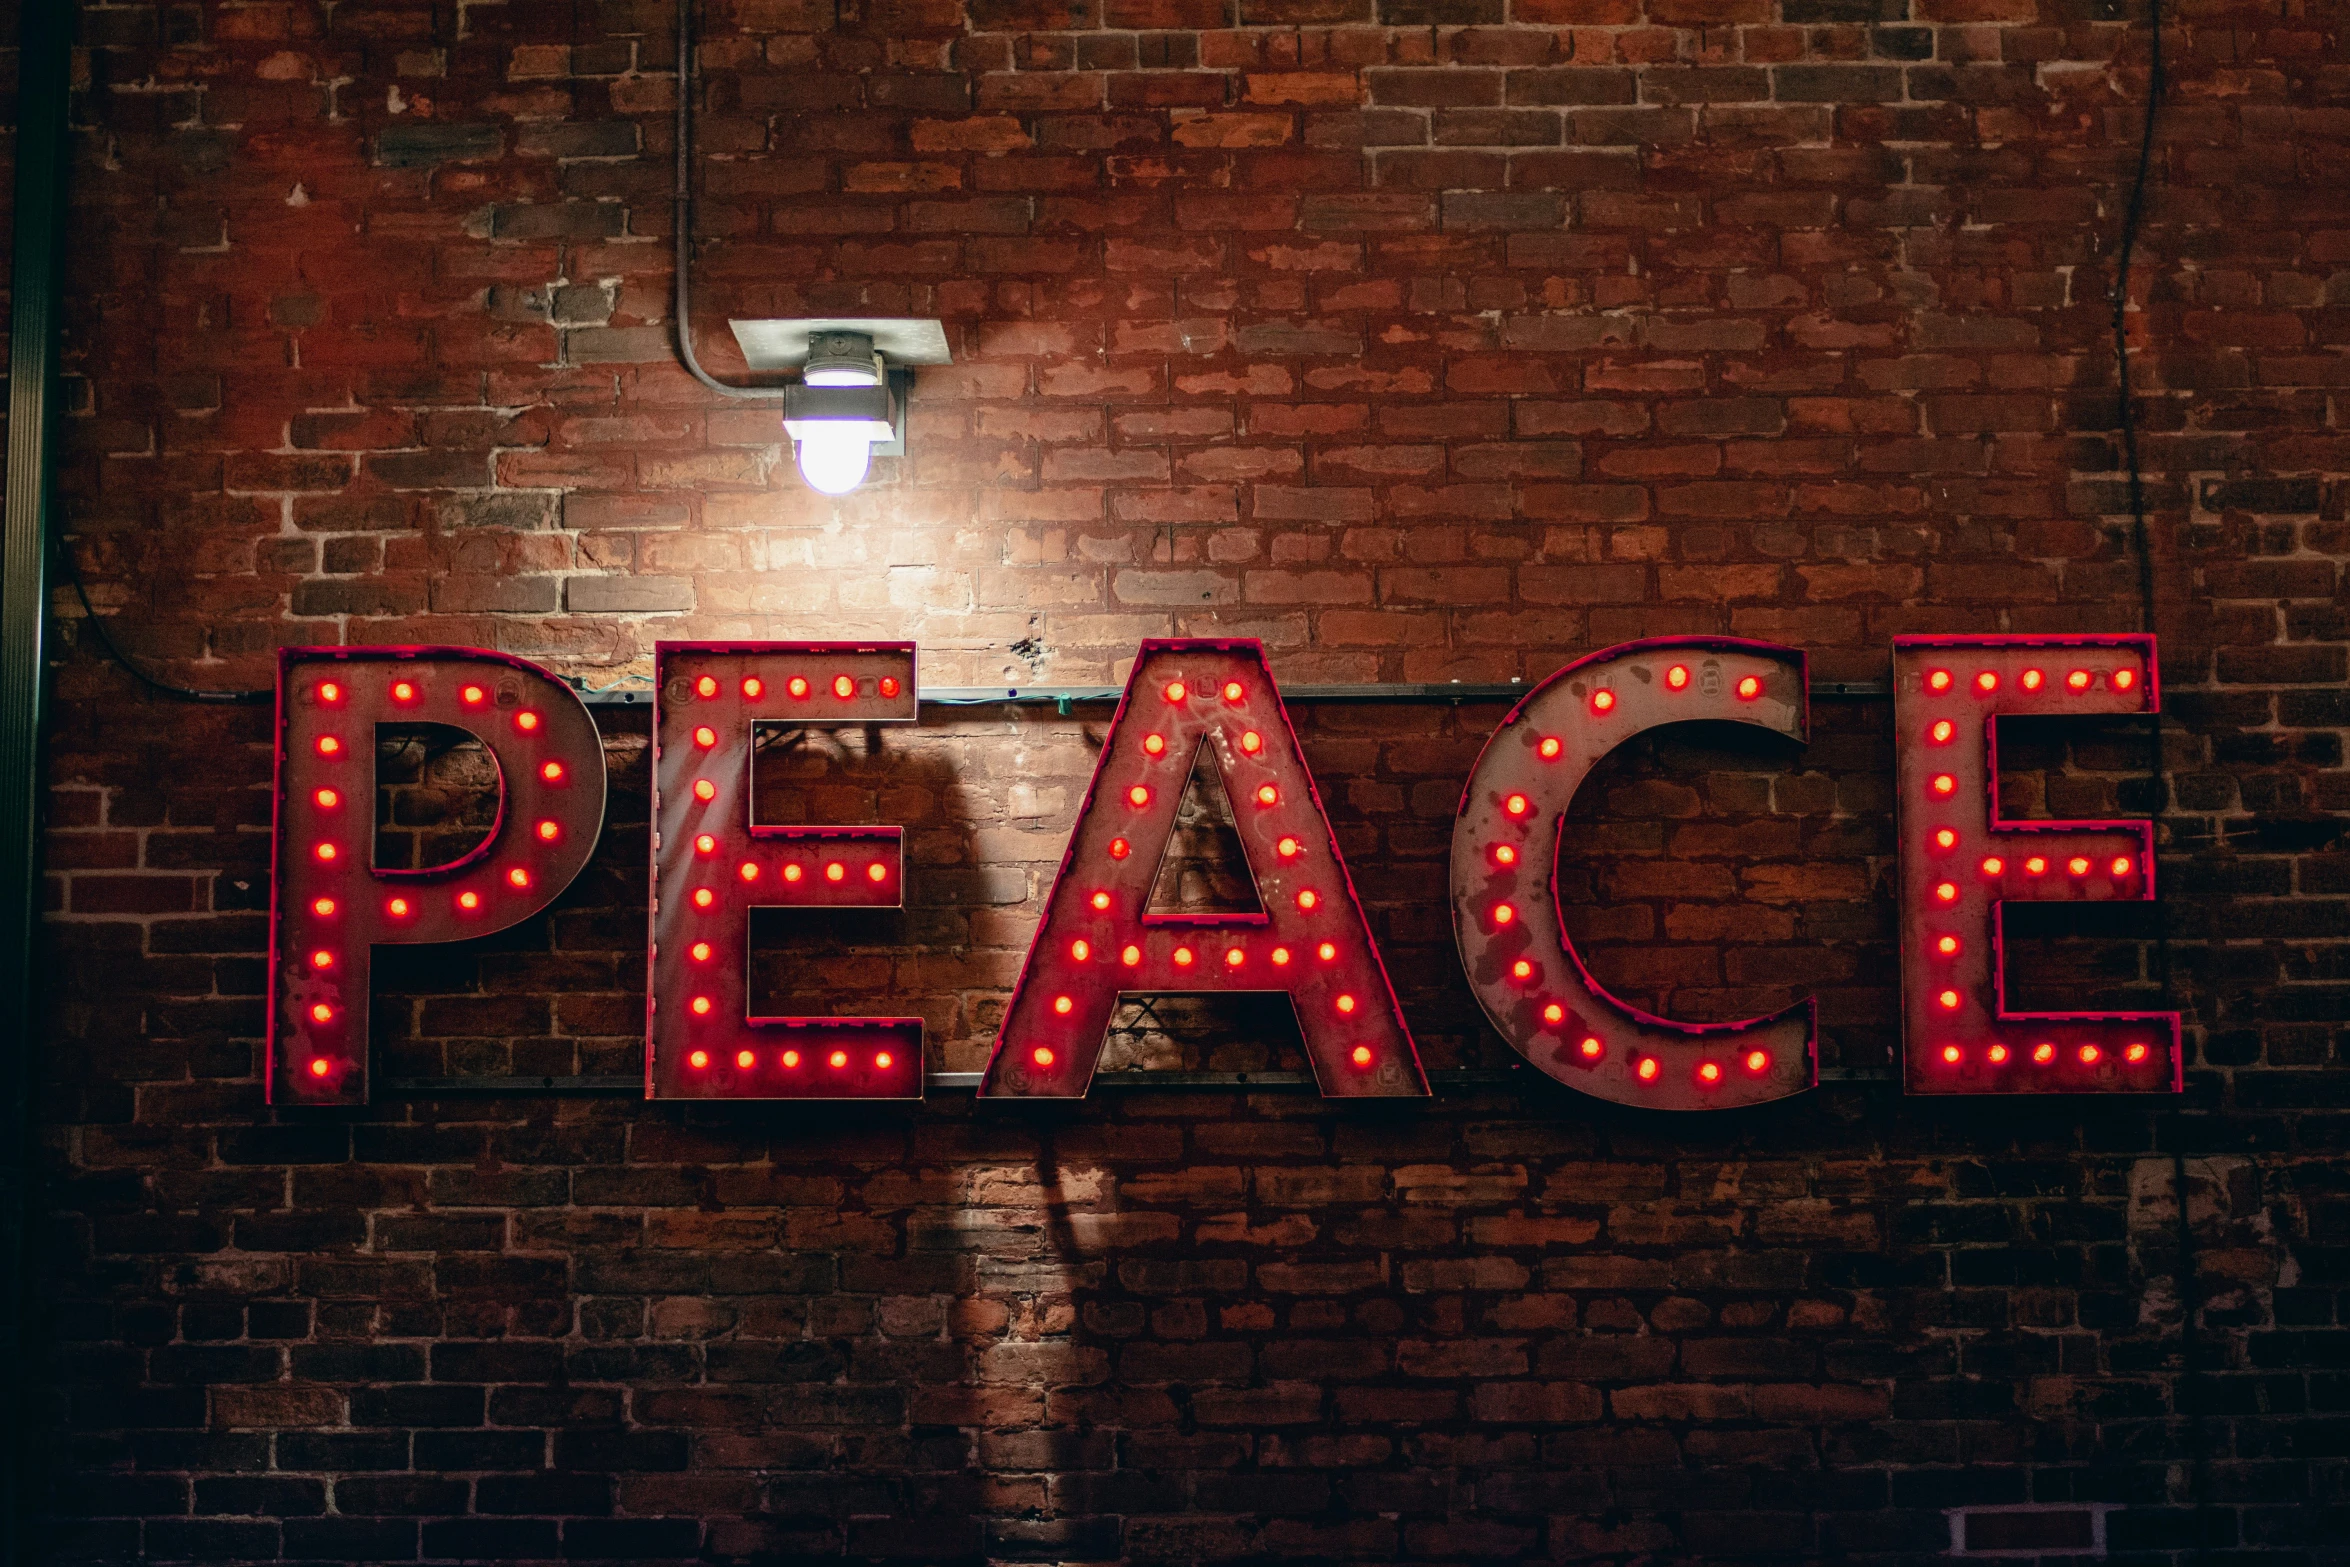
[578,680,1895,709]
[379,1065,1897,1096]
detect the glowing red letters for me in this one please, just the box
[648,643,923,1100]
[1452,638,1817,1110]
[268,649,607,1104]
[1894,635,2178,1092]
[978,641,1425,1098]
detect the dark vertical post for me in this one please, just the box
[2,2,74,1560]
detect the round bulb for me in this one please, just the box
[796,426,873,495]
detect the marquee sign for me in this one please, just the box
[266,635,2179,1109]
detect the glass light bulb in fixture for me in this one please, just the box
[796,425,872,494]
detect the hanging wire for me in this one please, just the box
[672,0,792,401]
[60,548,270,704]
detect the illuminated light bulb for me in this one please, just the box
[689,1050,709,1070]
[783,866,803,884]
[1591,689,1616,714]
[693,888,715,908]
[1938,989,1961,1011]
[2032,1042,2056,1064]
[1744,1049,1770,1073]
[386,897,409,917]
[2111,856,2132,877]
[824,862,845,883]
[691,995,714,1016]
[1108,838,1131,861]
[1271,946,1291,966]
[1975,671,1998,694]
[1240,731,1262,755]
[1928,669,1953,693]
[313,898,337,917]
[458,891,481,911]
[1930,719,1954,744]
[1226,947,1245,968]
[1070,939,1092,962]
[462,684,486,705]
[1494,844,1517,866]
[828,1050,848,1069]
[2112,668,2136,691]
[743,677,764,699]
[1936,935,1961,956]
[782,1050,800,1068]
[315,842,337,862]
[1981,857,2004,877]
[1351,1045,1373,1067]
[2126,1042,2149,1063]
[1736,675,1761,700]
[1255,784,1279,807]
[1164,681,1186,703]
[315,787,339,808]
[697,676,719,698]
[690,942,713,962]
[1987,1043,2009,1064]
[1032,1046,1054,1068]
[317,735,341,757]
[1542,1002,1565,1025]
[2067,669,2091,691]
[1053,995,1074,1015]
[537,820,560,842]
[1579,1037,1603,1060]
[1296,889,1319,911]
[1935,882,1958,903]
[1173,946,1194,968]
[1143,734,1165,757]
[1493,902,1515,925]
[1505,793,1530,817]
[2025,857,2047,875]
[1941,1044,1963,1064]
[875,1052,893,1070]
[1931,774,1956,796]
[737,1050,755,1068]
[391,681,416,703]
[1337,994,1357,1015]
[788,676,810,699]
[796,423,872,495]
[1935,828,1957,850]
[741,861,762,882]
[1539,736,1562,759]
[1223,681,1244,702]
[311,1002,334,1024]
[694,726,718,748]
[1666,665,1690,690]
[508,868,530,890]
[1121,945,1142,966]
[833,674,855,699]
[1278,837,1302,859]
[878,676,898,698]
[1090,891,1111,911]
[2078,1044,2101,1066]
[1512,959,1533,981]
[2068,856,2091,877]
[515,711,540,733]
[318,681,342,704]
[309,1057,331,1078]
[541,761,565,783]
[2021,669,2044,692]
[1128,785,1151,808]
[1697,1060,1723,1084]
[866,863,888,883]
[1636,1057,1660,1082]
[1317,942,1337,961]
[693,779,717,802]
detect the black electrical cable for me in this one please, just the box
[672,0,790,402]
[58,559,269,705]
[2107,0,2203,1552]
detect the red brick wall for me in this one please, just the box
[33,0,2350,1560]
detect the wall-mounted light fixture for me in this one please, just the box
[728,318,951,496]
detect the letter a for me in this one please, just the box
[981,640,1426,1098]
